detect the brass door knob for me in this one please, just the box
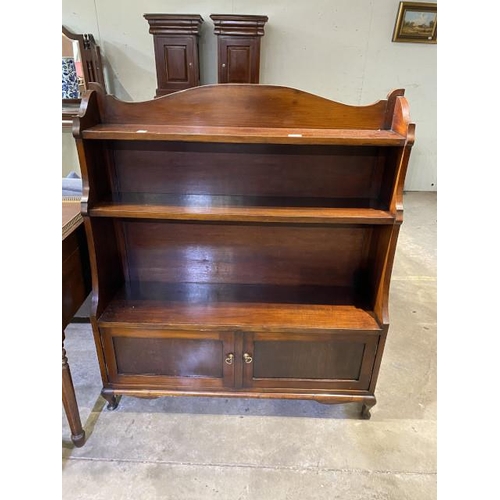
[225,353,234,365]
[243,353,253,364]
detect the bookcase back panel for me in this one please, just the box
[110,142,385,202]
[121,220,370,287]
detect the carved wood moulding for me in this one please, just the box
[210,14,268,36]
[144,14,204,35]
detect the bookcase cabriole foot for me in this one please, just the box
[101,389,119,411]
[361,397,377,420]
[73,83,414,435]
[313,394,377,419]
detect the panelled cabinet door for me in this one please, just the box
[100,327,235,390]
[218,37,260,83]
[242,332,379,391]
[154,36,199,94]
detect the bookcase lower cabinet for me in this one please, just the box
[99,327,382,417]
[74,83,414,422]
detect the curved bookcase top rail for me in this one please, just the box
[77,83,411,134]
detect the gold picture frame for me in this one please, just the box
[392,2,437,44]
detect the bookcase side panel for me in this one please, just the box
[84,217,125,319]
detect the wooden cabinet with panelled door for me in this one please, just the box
[210,14,268,83]
[73,82,414,421]
[144,14,203,97]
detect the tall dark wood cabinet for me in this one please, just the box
[144,14,203,97]
[210,15,268,83]
[74,83,414,421]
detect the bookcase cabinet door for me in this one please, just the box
[101,327,235,390]
[242,332,379,391]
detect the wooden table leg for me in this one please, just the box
[62,331,85,447]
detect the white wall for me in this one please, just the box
[62,0,436,191]
[62,130,81,177]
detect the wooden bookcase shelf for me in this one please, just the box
[74,83,414,419]
[89,198,394,224]
[98,282,380,331]
[81,124,406,145]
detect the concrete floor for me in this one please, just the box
[62,191,437,499]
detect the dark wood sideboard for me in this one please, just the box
[73,83,414,421]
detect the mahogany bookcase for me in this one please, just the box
[73,84,414,419]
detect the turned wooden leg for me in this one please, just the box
[361,397,377,420]
[101,389,119,410]
[62,331,85,447]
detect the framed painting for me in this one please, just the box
[392,2,437,44]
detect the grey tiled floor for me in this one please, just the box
[62,191,437,499]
